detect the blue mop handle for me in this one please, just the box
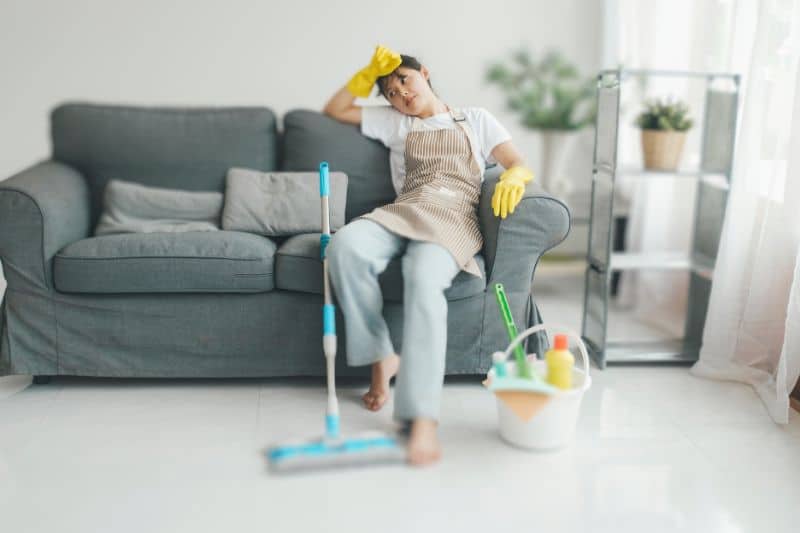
[319,161,331,261]
[320,161,339,439]
[319,161,330,197]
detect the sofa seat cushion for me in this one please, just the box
[275,233,486,302]
[54,231,276,294]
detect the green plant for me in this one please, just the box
[635,98,693,131]
[485,49,596,130]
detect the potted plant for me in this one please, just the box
[486,49,595,197]
[635,98,693,170]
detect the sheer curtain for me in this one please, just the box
[691,0,800,424]
[606,0,800,423]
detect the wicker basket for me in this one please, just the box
[641,129,687,170]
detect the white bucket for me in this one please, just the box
[488,324,591,451]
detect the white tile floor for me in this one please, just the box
[1,369,798,533]
[1,264,799,533]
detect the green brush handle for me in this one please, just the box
[494,283,538,380]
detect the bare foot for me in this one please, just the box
[362,353,400,411]
[407,418,441,466]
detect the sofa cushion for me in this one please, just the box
[51,103,279,227]
[275,233,486,302]
[54,231,276,294]
[95,179,224,236]
[222,168,349,236]
[280,110,396,222]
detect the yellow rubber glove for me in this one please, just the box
[492,166,534,219]
[346,45,402,98]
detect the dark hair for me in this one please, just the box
[375,54,433,99]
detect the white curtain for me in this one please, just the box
[691,0,800,424]
[607,0,800,423]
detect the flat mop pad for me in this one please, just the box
[268,431,405,473]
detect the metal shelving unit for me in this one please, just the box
[581,68,740,368]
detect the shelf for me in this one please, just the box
[582,68,738,367]
[701,174,730,190]
[603,339,698,364]
[584,338,699,368]
[617,168,730,190]
[588,252,716,277]
[609,252,691,271]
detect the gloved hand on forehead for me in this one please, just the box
[492,166,534,219]
[347,45,402,98]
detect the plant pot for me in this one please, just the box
[641,129,687,170]
[539,130,580,197]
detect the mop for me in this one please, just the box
[267,162,406,473]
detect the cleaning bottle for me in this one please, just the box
[545,334,574,390]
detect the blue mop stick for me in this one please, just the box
[319,162,339,439]
[265,163,405,472]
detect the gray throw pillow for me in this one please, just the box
[222,168,348,236]
[95,179,223,236]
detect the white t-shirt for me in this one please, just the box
[361,106,512,194]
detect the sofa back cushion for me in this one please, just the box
[222,168,348,236]
[95,179,224,236]
[280,109,396,221]
[51,103,278,226]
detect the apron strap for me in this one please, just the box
[449,108,482,171]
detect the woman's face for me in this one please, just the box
[381,66,435,116]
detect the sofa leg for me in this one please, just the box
[32,375,52,385]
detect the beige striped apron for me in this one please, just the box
[359,108,484,278]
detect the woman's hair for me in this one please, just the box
[375,54,434,98]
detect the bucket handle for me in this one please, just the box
[497,324,591,390]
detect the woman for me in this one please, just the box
[323,45,534,465]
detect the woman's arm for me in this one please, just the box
[324,45,401,125]
[490,140,526,169]
[323,86,362,125]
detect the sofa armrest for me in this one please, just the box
[479,178,571,288]
[0,160,90,290]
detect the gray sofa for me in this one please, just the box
[0,103,570,380]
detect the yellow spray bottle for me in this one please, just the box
[545,334,574,390]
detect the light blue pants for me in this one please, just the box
[327,219,460,422]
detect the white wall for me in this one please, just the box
[0,0,602,287]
